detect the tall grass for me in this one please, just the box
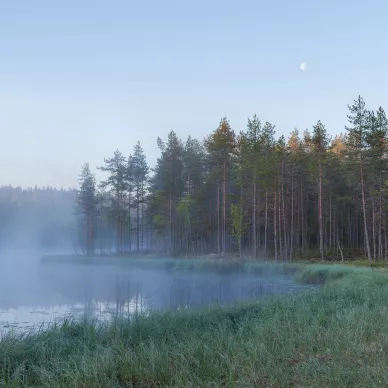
[2,265,388,386]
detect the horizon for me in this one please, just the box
[1,0,387,188]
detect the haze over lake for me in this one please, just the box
[0,250,315,335]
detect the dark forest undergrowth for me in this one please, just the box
[2,264,388,387]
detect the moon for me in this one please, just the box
[300,62,307,71]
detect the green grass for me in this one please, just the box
[2,264,388,387]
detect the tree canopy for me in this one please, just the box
[68,96,388,260]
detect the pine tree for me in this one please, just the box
[345,96,372,262]
[312,120,330,260]
[244,115,262,258]
[149,131,184,255]
[129,142,149,252]
[77,163,97,256]
[98,150,128,255]
[230,202,245,258]
[74,96,388,262]
[365,107,388,258]
[205,118,236,254]
[287,128,303,260]
[180,136,205,255]
[275,135,288,261]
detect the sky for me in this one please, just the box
[0,0,387,188]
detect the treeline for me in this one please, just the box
[0,186,76,249]
[77,95,388,261]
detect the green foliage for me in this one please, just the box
[129,142,149,193]
[205,118,236,160]
[230,202,245,255]
[77,163,97,211]
[72,94,388,260]
[345,95,369,156]
[128,142,149,251]
[183,136,205,194]
[205,117,236,181]
[176,194,191,219]
[152,214,166,236]
[76,163,97,255]
[312,120,330,154]
[98,149,128,195]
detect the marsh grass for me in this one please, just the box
[3,264,388,387]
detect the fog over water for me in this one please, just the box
[0,249,315,335]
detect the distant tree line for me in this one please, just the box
[0,186,76,249]
[77,96,388,262]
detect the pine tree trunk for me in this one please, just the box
[333,212,337,256]
[100,198,103,255]
[90,211,94,255]
[278,193,283,260]
[372,199,376,259]
[257,196,261,253]
[265,190,268,258]
[290,170,294,262]
[141,190,144,252]
[318,160,324,260]
[300,174,305,253]
[187,173,192,256]
[379,186,383,259]
[136,188,140,252]
[384,221,388,261]
[172,198,176,255]
[85,212,89,256]
[360,163,372,262]
[297,177,300,252]
[329,193,332,252]
[120,214,124,255]
[239,182,243,259]
[169,192,172,255]
[281,161,288,261]
[217,181,221,255]
[116,195,120,254]
[274,185,278,262]
[223,162,227,253]
[128,195,131,252]
[252,181,257,259]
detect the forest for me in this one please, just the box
[0,186,76,250]
[2,96,388,386]
[75,95,388,262]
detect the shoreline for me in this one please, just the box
[1,264,387,385]
[40,251,388,269]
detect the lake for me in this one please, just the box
[0,251,315,335]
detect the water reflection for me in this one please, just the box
[0,262,316,335]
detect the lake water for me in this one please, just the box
[0,252,315,335]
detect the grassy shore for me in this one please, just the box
[40,254,303,275]
[2,264,388,387]
[41,251,388,269]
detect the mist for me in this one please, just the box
[0,186,313,335]
[0,186,76,253]
[0,248,312,334]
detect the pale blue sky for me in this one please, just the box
[0,0,387,188]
